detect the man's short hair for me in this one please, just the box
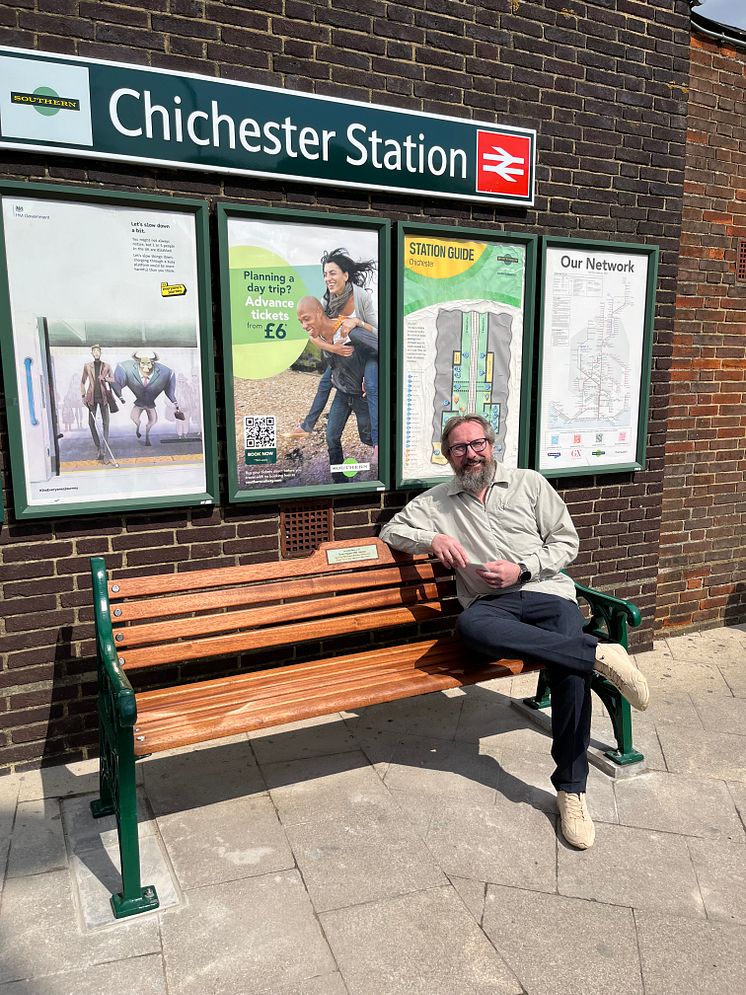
[441,414,496,452]
[297,295,324,315]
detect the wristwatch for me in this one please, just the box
[517,562,531,584]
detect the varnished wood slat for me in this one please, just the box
[135,648,473,730]
[110,538,429,598]
[120,601,454,670]
[111,562,447,623]
[115,581,444,649]
[134,638,462,709]
[133,657,539,756]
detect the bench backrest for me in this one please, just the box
[95,539,457,673]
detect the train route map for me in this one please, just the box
[539,245,651,473]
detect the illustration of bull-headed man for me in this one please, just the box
[113,349,184,446]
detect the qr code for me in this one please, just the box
[244,415,276,449]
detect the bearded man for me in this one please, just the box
[379,413,649,850]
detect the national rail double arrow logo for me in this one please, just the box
[475,129,533,200]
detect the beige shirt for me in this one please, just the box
[379,463,579,607]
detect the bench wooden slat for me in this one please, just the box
[111,562,446,623]
[119,601,454,670]
[109,538,423,598]
[134,637,461,708]
[133,650,535,755]
[114,581,446,649]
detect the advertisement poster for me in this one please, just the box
[220,207,388,502]
[537,239,658,475]
[0,186,217,518]
[398,226,534,488]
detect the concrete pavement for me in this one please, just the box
[1,624,744,994]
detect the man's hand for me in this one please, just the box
[476,560,522,589]
[431,534,469,569]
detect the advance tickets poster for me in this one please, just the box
[398,227,534,487]
[220,207,388,502]
[537,239,658,475]
[0,186,216,518]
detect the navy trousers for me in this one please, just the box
[456,591,598,793]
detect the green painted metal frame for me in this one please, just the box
[90,556,159,919]
[0,180,220,520]
[216,203,391,504]
[524,579,644,766]
[394,221,538,490]
[534,235,660,478]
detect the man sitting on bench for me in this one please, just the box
[379,413,649,850]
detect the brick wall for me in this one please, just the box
[0,0,691,773]
[656,32,746,633]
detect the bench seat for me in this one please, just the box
[89,537,642,919]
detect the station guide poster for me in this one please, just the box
[396,223,536,489]
[0,182,218,519]
[536,237,658,476]
[218,205,390,503]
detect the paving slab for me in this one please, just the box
[718,658,746,697]
[687,837,746,924]
[386,786,437,836]
[489,742,617,820]
[726,779,746,825]
[635,910,746,995]
[424,795,557,893]
[160,869,335,995]
[320,885,522,995]
[482,885,643,995]
[249,713,358,764]
[448,874,486,923]
[0,869,160,984]
[614,770,745,841]
[657,725,746,781]
[267,974,349,995]
[286,805,446,912]
[382,735,502,805]
[691,693,746,736]
[637,656,733,696]
[156,792,294,890]
[263,751,398,827]
[0,954,168,995]
[341,688,464,740]
[16,758,117,803]
[143,738,265,817]
[70,833,180,929]
[0,776,18,841]
[558,823,705,917]
[624,688,703,729]
[6,798,66,878]
[60,789,155,853]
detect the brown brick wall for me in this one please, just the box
[656,33,746,633]
[0,0,691,772]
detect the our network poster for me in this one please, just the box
[397,225,535,488]
[537,238,658,476]
[0,183,217,519]
[219,206,389,503]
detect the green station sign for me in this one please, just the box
[0,46,536,207]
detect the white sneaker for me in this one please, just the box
[594,642,650,711]
[557,791,595,849]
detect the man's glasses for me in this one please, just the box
[446,437,490,457]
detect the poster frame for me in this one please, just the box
[0,179,219,519]
[217,203,391,504]
[535,236,659,478]
[395,221,537,491]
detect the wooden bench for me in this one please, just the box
[89,537,643,918]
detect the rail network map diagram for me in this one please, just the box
[400,235,526,485]
[539,246,649,472]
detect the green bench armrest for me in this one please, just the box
[571,578,642,650]
[91,557,137,727]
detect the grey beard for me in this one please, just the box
[456,457,496,494]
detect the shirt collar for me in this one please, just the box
[446,460,512,496]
